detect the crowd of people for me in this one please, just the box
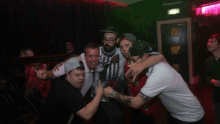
[19,26,220,124]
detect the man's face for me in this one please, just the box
[85,48,99,70]
[103,33,118,52]
[67,69,85,89]
[207,38,220,52]
[120,40,133,59]
[66,42,74,51]
[128,56,142,65]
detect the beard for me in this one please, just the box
[103,44,115,52]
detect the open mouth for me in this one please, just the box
[90,62,98,66]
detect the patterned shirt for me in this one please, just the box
[25,63,51,98]
[91,46,126,102]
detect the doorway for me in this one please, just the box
[157,18,193,84]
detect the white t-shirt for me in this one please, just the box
[140,62,204,122]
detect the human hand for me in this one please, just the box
[32,64,47,80]
[103,86,113,97]
[125,63,145,82]
[95,80,104,97]
[52,62,64,71]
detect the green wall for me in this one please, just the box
[109,0,188,47]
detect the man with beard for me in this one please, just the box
[85,27,166,124]
[79,26,126,124]
[50,27,166,124]
[205,33,220,124]
[49,27,125,124]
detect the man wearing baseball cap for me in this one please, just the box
[120,33,166,124]
[37,58,103,124]
[104,41,205,124]
[120,33,166,82]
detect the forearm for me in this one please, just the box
[46,71,56,79]
[113,91,140,109]
[82,94,102,120]
[142,54,164,69]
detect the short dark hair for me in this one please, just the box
[84,43,99,55]
[119,34,126,42]
[209,33,220,44]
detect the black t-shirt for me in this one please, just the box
[205,56,220,103]
[37,77,86,124]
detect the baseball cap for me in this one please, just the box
[120,33,137,43]
[100,26,118,34]
[129,41,158,56]
[64,58,84,73]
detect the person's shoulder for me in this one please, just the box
[150,62,171,75]
[153,62,169,69]
[116,47,122,53]
[116,47,125,58]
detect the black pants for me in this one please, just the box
[131,109,154,124]
[94,100,123,124]
[168,114,204,124]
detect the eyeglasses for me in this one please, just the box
[127,56,141,65]
[102,38,116,43]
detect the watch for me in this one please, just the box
[110,90,115,98]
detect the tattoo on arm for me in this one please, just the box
[114,92,132,106]
[139,92,150,102]
[113,92,151,108]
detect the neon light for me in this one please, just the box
[195,1,220,16]
[168,8,180,15]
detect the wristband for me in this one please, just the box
[110,90,115,98]
[211,79,216,84]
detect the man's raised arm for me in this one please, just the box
[34,55,83,80]
[126,54,165,82]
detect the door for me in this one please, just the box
[157,18,193,84]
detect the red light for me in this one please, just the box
[108,1,128,7]
[195,1,220,16]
